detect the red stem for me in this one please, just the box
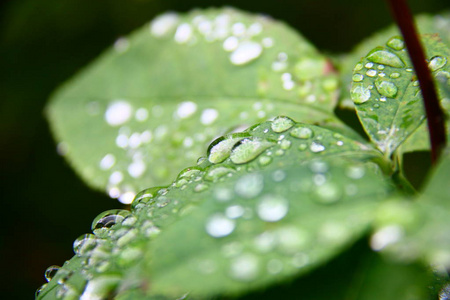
[386,0,446,164]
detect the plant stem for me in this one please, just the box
[386,0,447,164]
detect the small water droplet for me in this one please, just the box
[375,78,398,98]
[290,126,313,139]
[298,143,307,151]
[271,116,295,133]
[365,62,374,69]
[80,275,121,300]
[429,56,447,71]
[91,210,131,237]
[386,36,405,50]
[205,165,235,181]
[176,101,197,119]
[267,259,283,274]
[226,205,245,219]
[35,283,48,298]
[351,84,371,104]
[311,182,342,204]
[346,166,366,179]
[235,173,264,198]
[230,254,259,281]
[258,156,272,166]
[279,139,291,150]
[155,196,170,208]
[354,63,363,71]
[366,69,377,77]
[370,225,403,251]
[352,74,364,82]
[292,252,309,268]
[194,183,209,192]
[200,108,219,125]
[178,167,201,180]
[310,141,325,153]
[230,41,263,65]
[223,36,239,52]
[73,234,98,256]
[105,100,133,126]
[390,72,401,79]
[277,227,309,253]
[272,170,286,182]
[44,265,60,282]
[367,48,405,68]
[230,138,274,164]
[174,23,193,44]
[257,195,289,222]
[150,13,179,37]
[205,214,235,238]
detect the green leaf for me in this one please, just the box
[47,7,340,203]
[370,154,450,277]
[338,11,450,109]
[37,117,385,299]
[350,34,450,156]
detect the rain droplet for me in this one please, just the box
[367,49,405,68]
[177,167,201,180]
[44,265,60,282]
[366,69,377,77]
[257,195,289,222]
[235,173,264,198]
[346,165,366,179]
[150,13,179,37]
[230,41,263,65]
[375,78,398,98]
[352,74,364,82]
[194,183,209,193]
[73,234,98,256]
[128,160,146,178]
[277,227,309,253]
[92,210,131,237]
[311,182,342,204]
[205,165,235,181]
[80,275,121,300]
[386,36,405,50]
[290,126,313,139]
[230,138,274,164]
[429,56,447,71]
[230,254,259,281]
[310,141,325,153]
[105,100,133,126]
[351,84,371,104]
[271,116,295,133]
[205,214,235,238]
[208,135,246,164]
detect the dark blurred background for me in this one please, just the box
[0,0,448,298]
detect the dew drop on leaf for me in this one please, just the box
[91,209,131,237]
[375,78,398,98]
[35,284,48,298]
[271,116,295,133]
[386,36,405,51]
[230,254,259,281]
[366,69,377,77]
[204,165,235,181]
[311,182,342,204]
[226,205,245,219]
[367,49,405,68]
[290,125,313,139]
[150,13,179,37]
[205,214,235,238]
[310,141,325,153]
[230,41,263,65]
[429,56,447,71]
[351,84,371,104]
[235,173,264,198]
[104,101,133,126]
[390,72,401,79]
[352,74,364,82]
[230,138,274,164]
[208,136,246,164]
[257,195,289,222]
[80,275,121,300]
[44,265,60,282]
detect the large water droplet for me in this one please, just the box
[375,78,398,98]
[80,275,121,300]
[235,173,264,198]
[271,116,295,133]
[230,41,263,65]
[257,195,289,222]
[386,36,405,51]
[230,138,275,164]
[290,126,313,139]
[351,84,371,104]
[44,265,60,282]
[205,214,235,238]
[208,135,247,164]
[367,48,405,68]
[230,254,259,281]
[429,56,447,71]
[91,210,131,237]
[73,234,98,256]
[204,165,235,181]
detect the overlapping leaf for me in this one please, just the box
[47,7,342,203]
[37,117,388,299]
[350,34,450,156]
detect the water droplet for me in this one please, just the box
[279,139,291,150]
[44,265,60,282]
[257,195,289,222]
[205,214,235,238]
[223,36,239,52]
[267,259,283,274]
[105,100,133,126]
[226,205,245,219]
[262,37,274,48]
[73,234,98,256]
[292,252,309,268]
[346,166,366,179]
[429,56,447,71]
[230,41,263,65]
[80,275,121,300]
[92,210,131,237]
[208,135,247,164]
[366,69,377,77]
[174,23,193,44]
[230,138,274,164]
[271,116,295,133]
[351,84,371,104]
[310,141,325,153]
[365,62,374,69]
[386,36,405,50]
[375,78,398,98]
[390,72,401,79]
[311,182,342,204]
[276,227,309,253]
[352,74,364,82]
[116,228,138,248]
[370,225,403,251]
[128,160,146,178]
[367,49,405,68]
[178,167,201,180]
[354,63,363,71]
[155,196,170,208]
[230,254,259,281]
[200,108,219,125]
[258,156,272,166]
[176,101,197,119]
[194,183,209,193]
[290,126,313,139]
[150,13,179,37]
[235,173,264,198]
[205,165,235,181]
[35,283,48,298]
[272,170,286,182]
